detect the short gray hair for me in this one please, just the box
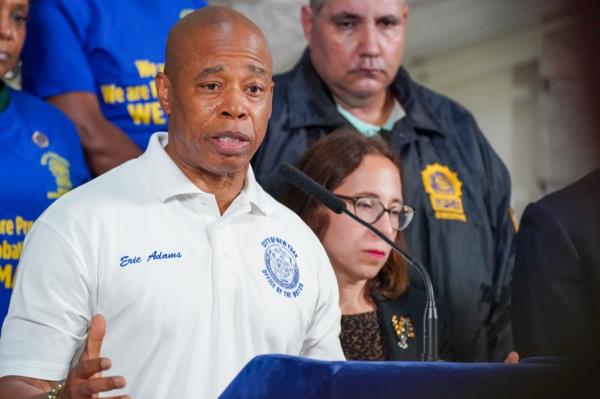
[310,0,406,14]
[309,0,326,13]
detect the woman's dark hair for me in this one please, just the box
[281,127,409,299]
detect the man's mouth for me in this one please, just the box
[210,131,251,155]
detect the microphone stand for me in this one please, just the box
[340,209,439,362]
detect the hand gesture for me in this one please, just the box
[58,315,130,399]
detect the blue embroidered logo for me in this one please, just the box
[119,250,182,267]
[261,236,303,298]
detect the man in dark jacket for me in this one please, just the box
[512,168,600,361]
[252,0,516,361]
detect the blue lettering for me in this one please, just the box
[147,250,183,262]
[147,250,159,262]
[120,255,142,267]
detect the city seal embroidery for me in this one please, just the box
[421,163,467,222]
[261,236,303,299]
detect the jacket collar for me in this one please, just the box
[286,50,350,130]
[285,49,446,136]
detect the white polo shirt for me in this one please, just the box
[0,133,344,398]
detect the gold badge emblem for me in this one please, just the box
[41,151,73,199]
[391,315,415,350]
[421,163,467,222]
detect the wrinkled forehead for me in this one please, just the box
[318,0,405,17]
[168,21,272,76]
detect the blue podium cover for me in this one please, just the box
[220,355,591,398]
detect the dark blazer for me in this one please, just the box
[512,168,600,360]
[374,287,431,361]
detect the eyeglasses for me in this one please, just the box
[336,195,415,232]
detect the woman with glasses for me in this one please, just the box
[282,128,424,361]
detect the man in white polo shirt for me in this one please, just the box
[0,6,344,399]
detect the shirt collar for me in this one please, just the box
[286,50,349,130]
[139,132,274,216]
[389,68,447,136]
[336,99,406,137]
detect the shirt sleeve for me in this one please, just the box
[0,219,93,380]
[299,242,345,361]
[21,0,95,98]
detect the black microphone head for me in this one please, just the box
[278,163,347,214]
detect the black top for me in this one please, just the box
[340,310,387,361]
[339,287,429,362]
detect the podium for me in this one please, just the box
[220,354,590,398]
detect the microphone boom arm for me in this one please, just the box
[340,208,439,362]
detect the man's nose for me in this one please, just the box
[358,23,380,57]
[220,88,247,120]
[0,17,14,41]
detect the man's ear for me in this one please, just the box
[300,5,314,47]
[156,71,172,115]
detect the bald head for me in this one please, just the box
[165,6,272,78]
[155,5,275,187]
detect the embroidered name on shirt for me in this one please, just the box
[120,250,182,267]
[421,163,467,222]
[147,250,182,262]
[261,236,303,299]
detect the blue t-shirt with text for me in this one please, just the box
[22,0,208,150]
[0,89,90,329]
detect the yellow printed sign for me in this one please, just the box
[99,59,167,126]
[421,163,466,222]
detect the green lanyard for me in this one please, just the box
[0,82,10,113]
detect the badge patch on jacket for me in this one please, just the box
[421,163,466,222]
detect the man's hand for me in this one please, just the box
[504,351,520,364]
[58,315,129,399]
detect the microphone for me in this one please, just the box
[279,163,439,362]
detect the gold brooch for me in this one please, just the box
[391,315,415,349]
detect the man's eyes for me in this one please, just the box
[335,19,356,29]
[247,85,264,94]
[378,17,399,28]
[200,83,219,90]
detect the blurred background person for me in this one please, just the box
[21,0,208,175]
[0,0,89,329]
[512,167,600,361]
[283,129,429,361]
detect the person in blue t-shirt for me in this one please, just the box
[21,0,208,175]
[0,0,90,329]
